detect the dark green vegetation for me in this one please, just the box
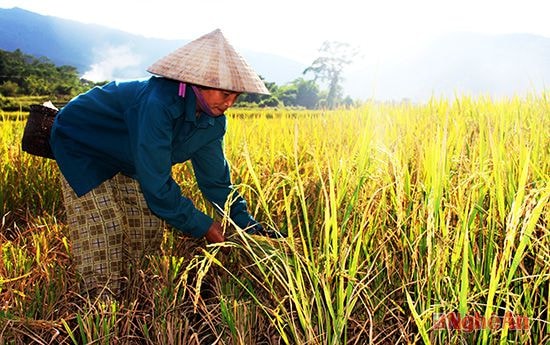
[0,49,100,97]
[0,49,105,111]
[0,47,356,110]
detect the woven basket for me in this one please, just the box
[21,104,58,159]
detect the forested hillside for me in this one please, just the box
[0,48,336,110]
[0,49,100,97]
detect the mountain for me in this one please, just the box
[1,7,549,101]
[0,7,305,85]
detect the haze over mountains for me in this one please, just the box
[1,7,549,102]
[350,32,550,101]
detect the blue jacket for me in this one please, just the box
[50,76,257,237]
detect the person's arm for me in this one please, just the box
[128,100,213,238]
[190,137,259,230]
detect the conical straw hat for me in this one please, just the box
[147,29,269,95]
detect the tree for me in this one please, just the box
[276,84,297,107]
[275,78,320,109]
[235,76,282,107]
[293,78,320,109]
[0,48,87,96]
[303,41,358,109]
[0,80,19,96]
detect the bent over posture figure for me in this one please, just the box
[50,29,273,298]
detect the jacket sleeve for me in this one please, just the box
[128,99,213,238]
[190,137,257,229]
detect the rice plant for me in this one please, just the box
[0,94,548,344]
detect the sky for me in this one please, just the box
[1,0,550,66]
[1,0,550,100]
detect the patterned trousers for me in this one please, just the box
[61,173,165,297]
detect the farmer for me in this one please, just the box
[50,29,276,299]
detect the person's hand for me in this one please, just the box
[205,221,225,243]
[246,223,286,239]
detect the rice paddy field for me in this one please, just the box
[0,94,549,344]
